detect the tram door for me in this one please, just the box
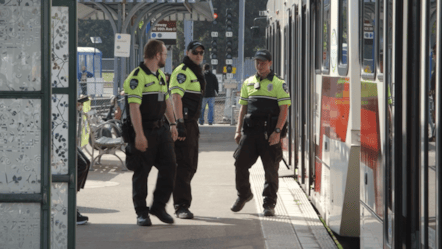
[291,4,299,176]
[419,1,439,248]
[283,9,293,167]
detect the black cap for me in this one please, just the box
[187,41,205,51]
[254,49,272,61]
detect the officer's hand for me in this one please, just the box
[234,132,241,144]
[135,134,148,152]
[268,132,280,146]
[177,122,187,141]
[170,125,178,142]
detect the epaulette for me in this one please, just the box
[133,68,140,76]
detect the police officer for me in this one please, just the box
[123,39,178,226]
[231,49,291,216]
[169,41,206,219]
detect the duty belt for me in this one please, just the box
[144,119,165,129]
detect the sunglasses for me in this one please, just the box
[192,50,204,56]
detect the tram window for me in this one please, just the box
[362,0,376,77]
[338,0,348,76]
[378,0,384,76]
[315,1,322,71]
[322,0,330,73]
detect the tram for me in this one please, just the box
[264,0,442,248]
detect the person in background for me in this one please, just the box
[199,64,219,125]
[78,66,94,95]
[76,97,91,225]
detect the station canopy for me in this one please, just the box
[77,0,214,22]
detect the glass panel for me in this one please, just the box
[0,203,41,248]
[340,0,348,65]
[362,0,376,74]
[86,55,93,74]
[51,183,68,248]
[315,2,322,70]
[378,0,384,73]
[51,7,69,88]
[322,0,331,71]
[52,94,69,175]
[0,99,42,194]
[385,0,393,245]
[428,1,437,247]
[94,54,101,78]
[0,0,42,91]
[79,55,85,72]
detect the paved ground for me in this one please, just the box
[77,134,337,248]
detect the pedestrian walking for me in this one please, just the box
[199,64,219,125]
[169,41,206,219]
[231,49,291,216]
[123,39,178,226]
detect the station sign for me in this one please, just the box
[364,32,374,39]
[114,33,131,57]
[150,21,177,45]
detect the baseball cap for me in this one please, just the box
[254,50,272,61]
[187,40,205,51]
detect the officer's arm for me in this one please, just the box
[276,105,289,130]
[236,105,248,134]
[129,103,145,140]
[165,98,177,124]
[172,94,184,119]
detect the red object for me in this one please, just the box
[214,13,218,19]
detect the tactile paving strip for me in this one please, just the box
[250,164,337,249]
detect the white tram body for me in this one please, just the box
[266,0,392,245]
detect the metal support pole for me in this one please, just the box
[184,20,194,54]
[238,0,245,86]
[231,90,236,125]
[114,4,122,97]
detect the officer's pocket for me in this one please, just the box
[271,143,283,163]
[125,143,143,171]
[233,135,245,159]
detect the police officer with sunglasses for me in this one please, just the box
[169,41,206,219]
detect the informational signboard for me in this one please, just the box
[150,21,177,45]
[114,33,131,57]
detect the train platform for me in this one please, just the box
[76,125,337,249]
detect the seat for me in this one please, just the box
[85,112,127,171]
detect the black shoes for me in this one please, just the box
[231,194,253,212]
[77,210,89,225]
[208,123,213,125]
[175,206,194,219]
[263,206,275,216]
[150,207,174,224]
[137,213,152,226]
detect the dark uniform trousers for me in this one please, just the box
[77,147,90,192]
[128,124,177,215]
[173,120,199,210]
[234,127,282,208]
